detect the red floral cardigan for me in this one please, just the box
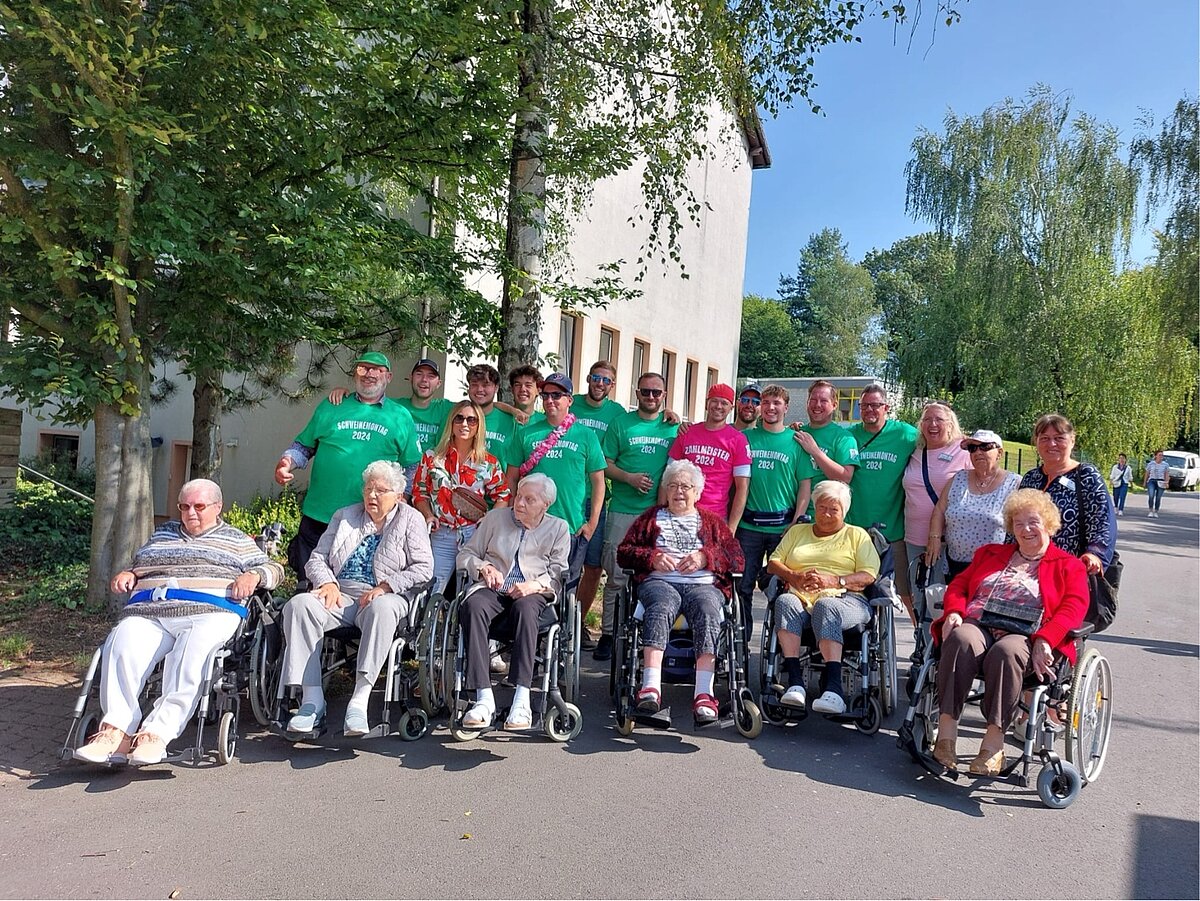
[616,506,745,599]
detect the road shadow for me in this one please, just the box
[1130,814,1200,898]
[1091,632,1199,658]
[0,677,82,786]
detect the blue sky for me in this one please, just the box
[742,0,1199,298]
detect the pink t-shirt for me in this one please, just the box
[668,423,752,518]
[902,444,973,544]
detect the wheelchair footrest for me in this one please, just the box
[270,720,327,743]
[632,708,673,730]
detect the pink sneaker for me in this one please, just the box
[73,724,132,765]
[128,732,168,765]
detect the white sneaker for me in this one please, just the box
[780,685,807,708]
[811,690,847,715]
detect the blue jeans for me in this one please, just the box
[583,498,607,568]
[1147,479,1165,511]
[1112,483,1128,512]
[429,523,476,595]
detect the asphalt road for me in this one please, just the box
[2,493,1197,900]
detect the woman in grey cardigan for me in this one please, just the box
[281,461,433,737]
[456,473,570,731]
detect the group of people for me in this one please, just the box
[71,351,1117,770]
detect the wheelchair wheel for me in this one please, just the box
[1065,649,1113,783]
[249,623,281,727]
[1037,760,1083,809]
[417,594,446,716]
[76,712,100,749]
[614,697,635,736]
[854,696,883,736]
[544,702,583,742]
[216,710,237,765]
[397,708,429,742]
[562,595,580,704]
[734,697,763,739]
[878,608,898,715]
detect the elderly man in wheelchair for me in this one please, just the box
[71,479,284,766]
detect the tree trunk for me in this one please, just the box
[190,365,223,481]
[88,377,154,614]
[498,0,551,380]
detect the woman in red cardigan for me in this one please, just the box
[932,488,1088,776]
[617,460,745,724]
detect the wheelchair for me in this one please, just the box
[60,589,276,768]
[263,578,437,742]
[897,619,1114,809]
[610,572,763,739]
[756,526,899,735]
[424,570,582,742]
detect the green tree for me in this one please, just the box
[902,87,1193,461]
[737,295,806,379]
[779,228,884,376]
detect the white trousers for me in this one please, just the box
[99,611,241,741]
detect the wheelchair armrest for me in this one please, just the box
[1068,623,1095,640]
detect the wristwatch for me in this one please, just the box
[838,576,846,589]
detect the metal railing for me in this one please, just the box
[17,463,95,503]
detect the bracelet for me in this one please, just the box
[928,533,942,539]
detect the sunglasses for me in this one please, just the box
[452,414,479,425]
[739,395,761,406]
[963,443,998,453]
[355,364,388,375]
[177,502,212,512]
[638,388,664,398]
[540,391,568,401]
[588,374,613,386]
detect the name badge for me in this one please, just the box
[937,451,955,462]
[1060,477,1076,491]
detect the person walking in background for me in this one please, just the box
[1144,450,1170,518]
[1109,453,1134,516]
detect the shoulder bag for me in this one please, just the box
[1074,468,1120,632]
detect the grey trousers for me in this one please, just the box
[601,510,640,636]
[280,580,410,688]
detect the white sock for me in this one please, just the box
[475,687,495,710]
[694,669,715,697]
[642,667,662,692]
[349,675,372,710]
[301,686,325,710]
[512,685,531,710]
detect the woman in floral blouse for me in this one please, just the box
[413,400,511,593]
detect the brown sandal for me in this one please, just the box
[933,738,958,772]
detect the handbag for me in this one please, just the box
[450,485,488,522]
[1074,471,1120,633]
[975,563,1044,636]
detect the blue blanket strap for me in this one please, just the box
[128,588,249,619]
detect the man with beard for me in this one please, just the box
[793,379,858,513]
[738,384,813,619]
[592,371,679,660]
[275,352,421,580]
[733,381,762,432]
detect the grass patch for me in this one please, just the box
[0,634,33,667]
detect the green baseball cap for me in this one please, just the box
[352,351,391,370]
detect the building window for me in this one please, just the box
[630,338,649,406]
[839,387,864,422]
[661,350,676,407]
[598,326,618,370]
[684,359,698,421]
[707,367,718,394]
[37,431,80,469]
[559,314,582,384]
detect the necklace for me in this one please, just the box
[1015,547,1045,563]
[665,511,701,554]
[972,467,1002,493]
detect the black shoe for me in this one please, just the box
[581,632,597,651]
[592,634,613,661]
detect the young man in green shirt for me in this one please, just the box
[738,384,814,618]
[507,364,543,419]
[396,358,454,497]
[594,371,679,660]
[794,379,858,512]
[505,373,606,584]
[734,381,762,432]
[847,383,918,613]
[467,363,518,458]
[274,351,421,581]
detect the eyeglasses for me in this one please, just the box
[588,374,613,386]
[666,483,696,492]
[355,364,388,376]
[177,502,212,512]
[963,443,998,453]
[364,486,397,496]
[638,388,664,398]
[739,396,761,406]
[860,402,887,410]
[452,414,479,425]
[540,391,568,402]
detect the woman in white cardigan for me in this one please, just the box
[280,461,433,737]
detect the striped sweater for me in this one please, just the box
[122,520,284,619]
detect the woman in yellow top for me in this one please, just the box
[766,480,880,715]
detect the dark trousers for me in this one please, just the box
[937,622,1032,729]
[735,527,783,641]
[286,514,329,586]
[462,588,547,690]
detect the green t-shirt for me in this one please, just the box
[506,418,606,532]
[295,396,421,523]
[397,397,454,452]
[743,427,816,534]
[483,407,516,459]
[801,421,860,513]
[572,395,626,501]
[846,419,919,541]
[602,411,679,515]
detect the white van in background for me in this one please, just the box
[1163,450,1200,490]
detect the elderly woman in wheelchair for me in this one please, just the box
[766,480,881,716]
[279,461,433,737]
[456,473,570,731]
[930,488,1088,776]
